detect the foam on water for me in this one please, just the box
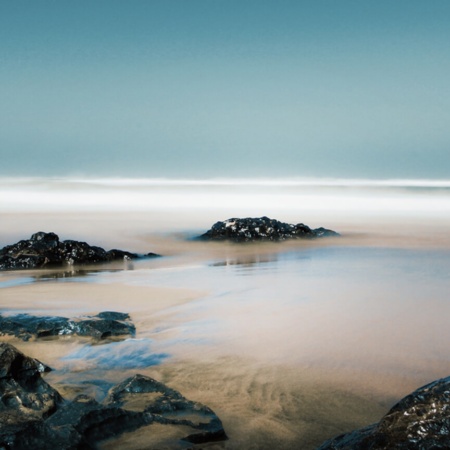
[1,177,450,219]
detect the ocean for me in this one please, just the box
[1,177,450,448]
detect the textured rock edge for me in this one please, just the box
[317,376,450,449]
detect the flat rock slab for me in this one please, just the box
[318,376,450,449]
[0,311,135,341]
[0,343,227,449]
[0,232,160,271]
[198,216,339,242]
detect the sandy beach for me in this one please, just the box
[1,180,450,448]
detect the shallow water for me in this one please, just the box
[1,178,450,448]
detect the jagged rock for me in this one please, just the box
[0,343,227,449]
[0,311,136,341]
[107,374,227,443]
[198,216,339,242]
[0,343,63,449]
[317,376,450,449]
[0,232,160,271]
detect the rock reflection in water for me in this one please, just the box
[33,261,136,282]
[33,268,120,282]
[209,248,314,276]
[62,338,169,369]
[0,265,134,288]
[212,253,277,267]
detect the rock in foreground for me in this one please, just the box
[0,311,135,341]
[0,343,227,449]
[199,216,339,242]
[0,232,160,271]
[317,376,450,449]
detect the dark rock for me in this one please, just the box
[198,216,339,242]
[95,311,130,321]
[105,249,138,260]
[0,311,135,341]
[107,374,227,444]
[43,395,151,449]
[146,252,161,258]
[0,343,63,449]
[0,343,227,449]
[317,376,450,450]
[72,317,135,340]
[0,232,161,271]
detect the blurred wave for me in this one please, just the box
[1,177,450,217]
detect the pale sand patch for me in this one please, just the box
[0,281,204,316]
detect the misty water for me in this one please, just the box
[1,178,450,448]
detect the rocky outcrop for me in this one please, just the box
[0,232,160,271]
[317,376,450,449]
[0,343,64,449]
[199,216,339,242]
[0,311,135,341]
[0,343,227,449]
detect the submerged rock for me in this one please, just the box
[317,376,450,449]
[0,343,227,449]
[199,216,339,242]
[0,311,135,341]
[0,232,160,271]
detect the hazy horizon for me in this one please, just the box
[1,1,450,179]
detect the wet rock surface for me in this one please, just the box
[317,376,450,450]
[198,216,339,242]
[0,343,227,449]
[0,232,160,271]
[0,343,64,449]
[107,374,228,444]
[0,311,136,341]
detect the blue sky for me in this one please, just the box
[1,0,449,178]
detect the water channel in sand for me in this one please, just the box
[1,178,450,448]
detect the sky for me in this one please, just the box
[1,0,449,179]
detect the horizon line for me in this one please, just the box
[1,176,450,188]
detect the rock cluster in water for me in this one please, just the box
[0,311,135,341]
[318,376,450,449]
[0,232,160,271]
[199,216,339,242]
[0,343,227,449]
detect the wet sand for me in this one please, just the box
[1,206,450,448]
